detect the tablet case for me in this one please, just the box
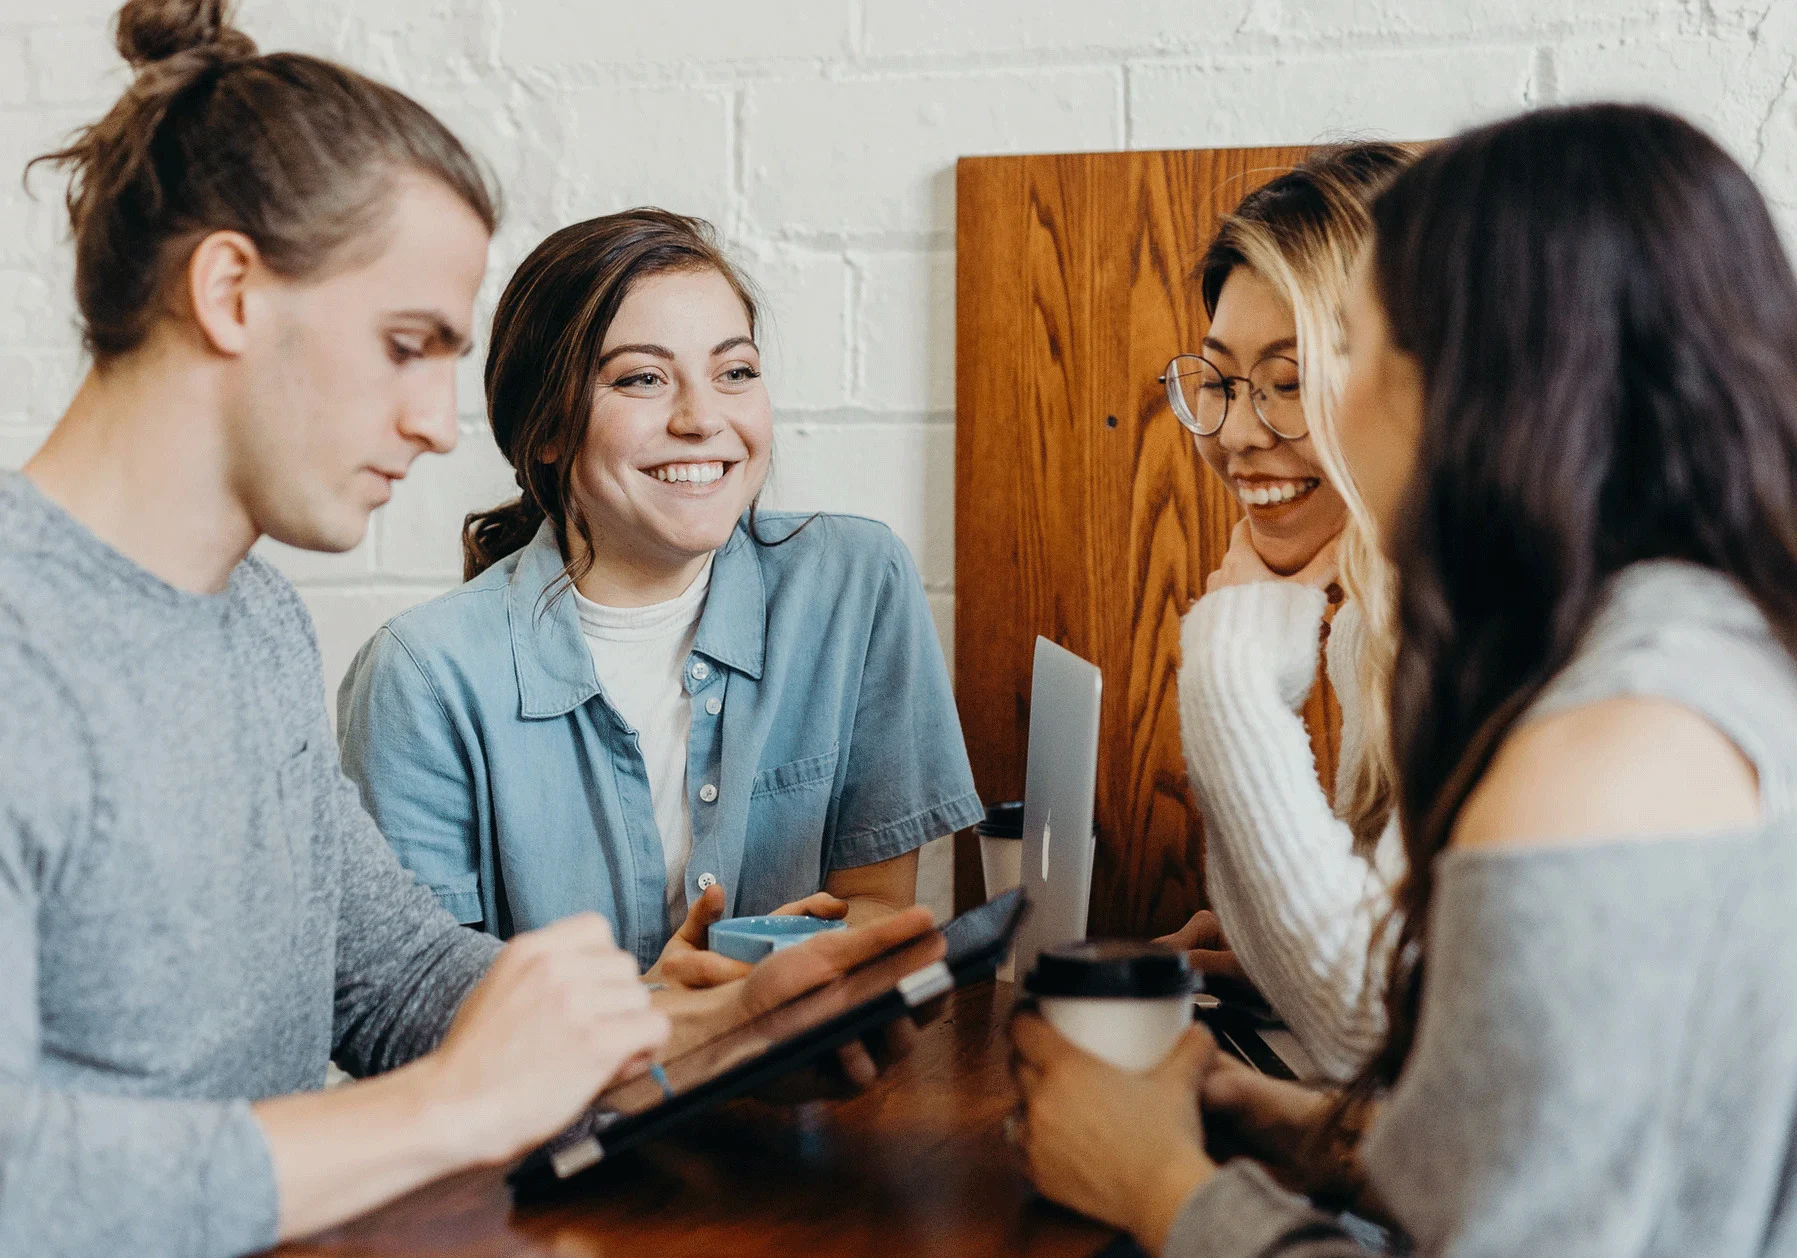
[510,888,1029,1197]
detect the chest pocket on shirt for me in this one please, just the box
[748,745,840,851]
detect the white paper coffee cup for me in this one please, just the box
[979,833,1023,900]
[976,801,1025,980]
[1024,940,1197,1072]
[976,801,1025,899]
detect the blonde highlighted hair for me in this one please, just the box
[1199,143,1415,852]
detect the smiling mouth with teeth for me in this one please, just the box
[648,461,729,486]
[1234,476,1321,507]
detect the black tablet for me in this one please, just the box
[509,888,1028,1196]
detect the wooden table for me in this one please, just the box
[274,981,1131,1258]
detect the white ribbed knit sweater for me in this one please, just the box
[1177,581,1405,1081]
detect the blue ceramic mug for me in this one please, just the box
[708,914,848,964]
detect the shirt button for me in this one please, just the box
[705,697,722,716]
[699,783,719,803]
[691,661,710,681]
[696,872,717,892]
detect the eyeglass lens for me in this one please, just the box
[1166,355,1305,440]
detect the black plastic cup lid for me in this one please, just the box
[976,800,1098,841]
[975,800,1024,839]
[1023,939,1197,999]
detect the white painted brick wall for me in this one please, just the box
[1129,45,1541,148]
[4,0,1794,917]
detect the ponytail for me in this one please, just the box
[462,496,546,582]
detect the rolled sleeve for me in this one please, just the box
[337,626,485,925]
[829,535,983,870]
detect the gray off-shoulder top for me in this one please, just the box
[1166,561,1797,1257]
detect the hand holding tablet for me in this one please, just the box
[513,891,1026,1193]
[652,905,944,1096]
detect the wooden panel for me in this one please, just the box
[951,149,1028,911]
[955,145,1331,936]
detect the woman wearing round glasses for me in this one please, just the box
[1167,313,1333,569]
[1156,143,1413,1082]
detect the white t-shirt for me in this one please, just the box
[574,558,713,929]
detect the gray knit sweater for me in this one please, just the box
[1167,561,1797,1256]
[0,473,502,1257]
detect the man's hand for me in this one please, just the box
[422,913,669,1165]
[646,883,849,990]
[256,914,666,1241]
[1010,1013,1218,1253]
[1154,908,1251,985]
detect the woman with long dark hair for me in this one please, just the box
[1011,103,1797,1256]
[338,209,981,982]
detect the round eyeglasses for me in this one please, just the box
[1160,353,1307,441]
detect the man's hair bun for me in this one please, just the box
[114,0,257,69]
[35,0,496,363]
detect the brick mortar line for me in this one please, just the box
[845,256,868,403]
[756,233,955,253]
[0,234,950,268]
[469,18,1699,77]
[727,85,747,239]
[187,18,1723,100]
[2,28,1765,116]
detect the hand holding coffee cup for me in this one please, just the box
[1008,974,1217,1251]
[1023,940,1199,1071]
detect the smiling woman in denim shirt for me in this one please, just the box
[337,209,982,981]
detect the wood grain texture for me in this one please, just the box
[269,984,1113,1258]
[954,146,1340,936]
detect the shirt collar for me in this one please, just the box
[692,521,766,681]
[506,517,767,719]
[506,521,598,719]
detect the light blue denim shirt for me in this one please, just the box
[337,511,982,969]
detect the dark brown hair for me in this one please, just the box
[29,0,499,362]
[1351,104,1797,1105]
[465,207,777,586]
[1199,143,1412,317]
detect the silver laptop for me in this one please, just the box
[1011,636,1103,983]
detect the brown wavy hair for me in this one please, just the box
[28,0,498,363]
[1347,104,1797,1116]
[465,208,785,588]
